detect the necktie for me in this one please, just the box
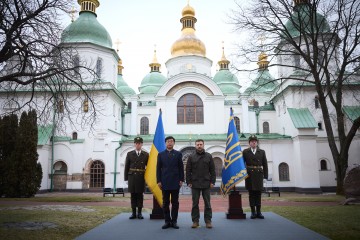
[137,152,140,156]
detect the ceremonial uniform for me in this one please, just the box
[243,135,268,219]
[124,137,149,219]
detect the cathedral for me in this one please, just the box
[4,0,360,193]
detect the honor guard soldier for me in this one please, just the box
[243,135,268,219]
[124,137,149,219]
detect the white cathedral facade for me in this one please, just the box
[2,0,359,193]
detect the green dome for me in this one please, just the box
[61,12,112,48]
[283,4,330,39]
[139,72,166,94]
[245,69,277,94]
[213,70,240,94]
[117,75,135,95]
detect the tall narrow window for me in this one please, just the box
[96,57,103,79]
[320,160,328,170]
[318,122,323,130]
[315,96,319,109]
[140,117,149,135]
[234,116,240,133]
[90,160,105,188]
[128,102,132,109]
[73,55,80,75]
[177,94,204,124]
[263,121,270,134]
[279,163,290,181]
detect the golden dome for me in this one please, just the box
[171,3,206,57]
[182,4,195,17]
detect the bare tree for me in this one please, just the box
[230,0,360,194]
[0,0,102,131]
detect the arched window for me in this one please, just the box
[213,157,223,178]
[128,102,132,109]
[234,116,240,134]
[90,160,105,188]
[177,94,204,124]
[263,121,270,134]
[279,163,290,181]
[73,55,80,75]
[54,161,67,174]
[140,117,149,135]
[72,132,78,140]
[320,160,328,170]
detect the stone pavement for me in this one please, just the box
[76,212,329,240]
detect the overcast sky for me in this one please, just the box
[63,0,258,93]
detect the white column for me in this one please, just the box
[241,98,250,133]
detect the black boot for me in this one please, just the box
[129,208,136,219]
[256,206,264,219]
[250,206,256,219]
[137,208,144,219]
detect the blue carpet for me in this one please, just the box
[76,212,328,240]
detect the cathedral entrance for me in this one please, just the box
[180,147,195,194]
[90,160,105,188]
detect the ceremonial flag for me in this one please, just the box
[145,109,166,206]
[221,108,248,196]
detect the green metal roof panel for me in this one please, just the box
[61,12,112,48]
[288,108,317,128]
[282,4,330,39]
[343,106,360,122]
[117,75,136,95]
[38,125,53,145]
[121,133,291,143]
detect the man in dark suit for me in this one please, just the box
[124,137,149,219]
[242,135,268,219]
[157,136,184,229]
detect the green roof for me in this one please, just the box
[61,12,112,48]
[283,3,330,39]
[343,106,360,122]
[213,70,240,94]
[120,133,291,143]
[139,72,166,94]
[117,74,136,95]
[288,108,317,128]
[38,125,53,145]
[245,69,277,94]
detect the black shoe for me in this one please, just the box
[137,213,144,219]
[257,213,265,219]
[162,222,171,229]
[250,212,257,219]
[172,222,179,229]
[129,213,136,219]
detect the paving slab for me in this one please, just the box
[76,212,328,240]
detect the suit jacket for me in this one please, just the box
[124,150,149,193]
[156,149,184,190]
[243,147,268,191]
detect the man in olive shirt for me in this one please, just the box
[243,135,268,219]
[124,137,149,219]
[186,139,216,229]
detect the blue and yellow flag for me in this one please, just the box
[221,108,248,196]
[145,110,165,206]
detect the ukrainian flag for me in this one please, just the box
[221,108,248,196]
[145,110,165,206]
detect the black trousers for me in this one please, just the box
[248,190,262,207]
[162,189,179,223]
[130,193,144,208]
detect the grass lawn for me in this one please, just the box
[0,194,359,240]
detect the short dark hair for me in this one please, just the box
[195,139,204,144]
[165,136,175,143]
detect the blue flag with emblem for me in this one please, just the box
[221,108,248,196]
